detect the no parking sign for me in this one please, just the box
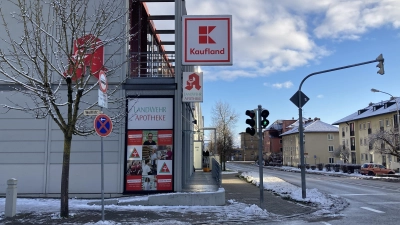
[94,114,113,137]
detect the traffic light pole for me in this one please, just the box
[257,105,264,208]
[297,55,384,199]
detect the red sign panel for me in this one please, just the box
[156,175,172,191]
[64,34,105,80]
[183,15,232,66]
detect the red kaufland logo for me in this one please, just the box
[183,15,232,65]
[199,26,216,44]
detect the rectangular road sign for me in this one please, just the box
[98,89,108,108]
[84,110,102,116]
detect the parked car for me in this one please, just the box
[360,163,395,176]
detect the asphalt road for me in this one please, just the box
[226,162,400,225]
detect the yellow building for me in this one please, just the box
[333,99,399,166]
[281,118,339,166]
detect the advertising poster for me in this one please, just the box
[125,97,174,193]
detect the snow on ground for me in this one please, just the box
[3,166,395,224]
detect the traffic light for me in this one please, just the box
[245,110,256,136]
[260,109,270,129]
[376,54,384,75]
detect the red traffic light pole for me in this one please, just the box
[296,54,384,199]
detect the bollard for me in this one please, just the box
[5,178,17,217]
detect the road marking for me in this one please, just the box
[368,202,400,205]
[361,207,385,213]
[337,194,387,196]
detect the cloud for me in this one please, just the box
[317,94,324,98]
[271,81,293,89]
[146,0,400,81]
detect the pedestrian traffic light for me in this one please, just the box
[245,110,256,136]
[376,54,384,75]
[260,109,270,129]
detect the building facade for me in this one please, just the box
[333,99,400,166]
[281,118,339,166]
[0,1,201,197]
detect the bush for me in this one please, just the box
[333,164,340,172]
[325,164,331,171]
[317,163,324,171]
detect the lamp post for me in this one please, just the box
[294,54,384,199]
[371,88,400,162]
[371,88,400,130]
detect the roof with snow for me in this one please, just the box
[280,120,339,136]
[332,97,400,125]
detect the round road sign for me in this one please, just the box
[99,70,108,93]
[94,114,113,137]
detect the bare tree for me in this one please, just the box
[0,0,131,217]
[332,145,350,163]
[369,129,400,160]
[211,101,239,170]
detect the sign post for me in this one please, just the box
[94,113,113,221]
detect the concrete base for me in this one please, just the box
[88,188,225,206]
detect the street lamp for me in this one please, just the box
[371,88,400,157]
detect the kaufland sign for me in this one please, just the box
[183,15,232,66]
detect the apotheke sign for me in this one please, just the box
[183,15,232,66]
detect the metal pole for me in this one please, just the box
[174,0,183,191]
[101,136,104,221]
[298,56,383,199]
[258,105,264,208]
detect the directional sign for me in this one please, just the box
[94,114,113,137]
[290,91,310,108]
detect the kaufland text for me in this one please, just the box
[190,48,225,55]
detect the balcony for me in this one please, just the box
[129,52,175,78]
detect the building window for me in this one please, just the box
[365,154,368,161]
[379,120,384,127]
[361,154,364,160]
[327,133,334,140]
[364,138,367,145]
[346,139,349,146]
[363,123,366,130]
[386,118,390,126]
[279,139,282,144]
[328,146,334,152]
[367,122,371,129]
[360,138,363,146]
[359,124,362,130]
[329,157,334,163]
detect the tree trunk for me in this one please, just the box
[60,134,72,217]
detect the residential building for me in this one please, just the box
[239,132,260,161]
[280,118,339,166]
[333,98,400,166]
[262,119,296,163]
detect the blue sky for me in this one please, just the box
[147,0,400,146]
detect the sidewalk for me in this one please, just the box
[0,171,317,224]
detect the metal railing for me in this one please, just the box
[129,51,175,78]
[212,158,222,187]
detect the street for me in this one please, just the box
[226,162,400,225]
